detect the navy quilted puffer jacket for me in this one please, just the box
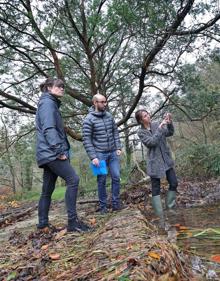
[82,106,121,160]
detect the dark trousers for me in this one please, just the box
[151,168,178,197]
[38,159,79,226]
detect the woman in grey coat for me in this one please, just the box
[135,109,178,225]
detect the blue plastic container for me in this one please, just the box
[90,160,108,176]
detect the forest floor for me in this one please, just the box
[0,178,220,281]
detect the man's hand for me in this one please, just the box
[58,154,67,160]
[116,150,121,156]
[92,158,100,166]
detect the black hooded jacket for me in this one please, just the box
[35,92,70,167]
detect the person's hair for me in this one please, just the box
[92,94,106,103]
[135,109,148,124]
[40,78,64,92]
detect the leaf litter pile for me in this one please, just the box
[0,206,194,281]
[1,179,220,280]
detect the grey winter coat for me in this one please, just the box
[35,92,70,167]
[137,122,174,178]
[82,106,121,160]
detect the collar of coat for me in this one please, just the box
[89,106,107,117]
[141,121,159,134]
[41,92,61,108]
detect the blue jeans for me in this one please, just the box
[38,159,79,226]
[151,168,178,196]
[96,151,120,210]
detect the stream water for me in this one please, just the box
[168,202,220,280]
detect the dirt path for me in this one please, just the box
[0,206,62,243]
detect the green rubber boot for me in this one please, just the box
[166,190,176,209]
[152,195,165,229]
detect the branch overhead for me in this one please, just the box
[0,0,219,140]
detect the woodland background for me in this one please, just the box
[0,0,220,198]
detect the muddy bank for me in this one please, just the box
[121,178,220,208]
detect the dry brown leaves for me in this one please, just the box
[56,209,193,281]
[0,207,193,281]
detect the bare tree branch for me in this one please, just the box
[174,13,220,36]
[65,126,82,141]
[117,0,195,126]
[0,90,36,111]
[0,100,35,114]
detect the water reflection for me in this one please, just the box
[169,204,220,256]
[168,203,220,280]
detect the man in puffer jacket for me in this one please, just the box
[82,94,122,214]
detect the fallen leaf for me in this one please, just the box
[55,272,69,279]
[89,217,96,225]
[158,272,169,281]
[126,243,133,250]
[54,228,67,240]
[210,255,220,263]
[33,252,42,259]
[8,200,19,208]
[92,250,107,254]
[186,232,193,238]
[115,263,128,275]
[148,251,160,259]
[179,226,188,230]
[6,271,17,281]
[158,272,178,281]
[41,244,49,250]
[49,253,60,260]
[127,257,140,267]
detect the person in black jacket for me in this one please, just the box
[82,94,122,214]
[35,77,89,232]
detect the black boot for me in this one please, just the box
[36,222,49,229]
[67,217,91,232]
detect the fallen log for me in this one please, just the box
[78,199,99,204]
[0,205,37,227]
